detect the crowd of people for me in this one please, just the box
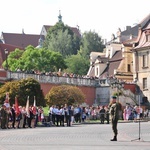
[1,93,149,130]
[0,95,111,129]
[48,104,110,127]
[123,104,149,121]
[0,93,45,129]
[16,68,98,80]
[0,103,44,129]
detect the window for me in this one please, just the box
[96,67,98,76]
[142,54,148,68]
[143,78,147,90]
[127,64,131,72]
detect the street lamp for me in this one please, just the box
[4,48,8,71]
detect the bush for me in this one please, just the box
[46,85,85,106]
[0,78,46,106]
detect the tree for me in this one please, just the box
[18,45,37,72]
[3,45,66,73]
[65,52,89,75]
[44,22,80,57]
[80,30,105,57]
[46,85,85,106]
[2,48,24,71]
[0,78,45,106]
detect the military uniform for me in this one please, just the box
[1,105,7,129]
[109,96,122,141]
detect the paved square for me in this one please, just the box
[0,122,150,150]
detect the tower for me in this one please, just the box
[58,10,62,23]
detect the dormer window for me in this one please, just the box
[146,34,150,42]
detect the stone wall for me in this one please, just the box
[40,82,96,106]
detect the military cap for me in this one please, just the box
[112,96,117,99]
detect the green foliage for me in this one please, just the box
[3,45,66,73]
[0,78,45,106]
[80,30,105,57]
[45,85,85,106]
[19,45,36,71]
[44,22,80,57]
[49,51,67,71]
[65,53,89,75]
[2,27,106,78]
[2,48,24,71]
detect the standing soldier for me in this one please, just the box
[1,104,7,129]
[109,96,122,141]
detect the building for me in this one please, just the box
[40,10,81,38]
[1,32,41,49]
[87,14,150,83]
[132,13,150,102]
[0,10,81,71]
[87,14,150,105]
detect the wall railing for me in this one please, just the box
[8,72,110,87]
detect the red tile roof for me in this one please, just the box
[109,50,122,62]
[2,32,40,49]
[100,51,123,78]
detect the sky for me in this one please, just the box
[0,0,150,41]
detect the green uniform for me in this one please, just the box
[1,107,7,129]
[109,102,120,138]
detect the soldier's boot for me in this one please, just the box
[110,136,117,141]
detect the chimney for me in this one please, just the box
[126,26,131,31]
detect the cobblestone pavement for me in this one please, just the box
[0,121,150,150]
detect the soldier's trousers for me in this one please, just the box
[1,119,7,129]
[111,118,118,136]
